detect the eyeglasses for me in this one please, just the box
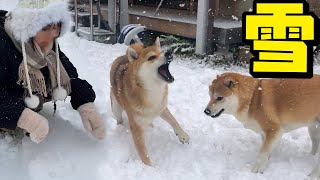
[41,22,62,31]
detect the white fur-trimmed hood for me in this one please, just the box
[7,0,71,43]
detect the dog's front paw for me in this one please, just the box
[310,144,319,155]
[251,166,263,174]
[311,149,318,156]
[309,173,319,180]
[251,164,264,174]
[309,167,320,180]
[176,130,190,144]
[251,153,269,174]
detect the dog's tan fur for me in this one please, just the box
[110,38,189,166]
[205,72,320,176]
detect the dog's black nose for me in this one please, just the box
[204,109,211,115]
[165,50,173,59]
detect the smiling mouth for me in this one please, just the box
[158,58,174,83]
[211,109,225,118]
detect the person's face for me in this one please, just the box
[34,23,61,48]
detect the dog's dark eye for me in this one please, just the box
[148,55,157,61]
[216,97,224,101]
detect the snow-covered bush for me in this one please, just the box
[159,34,195,55]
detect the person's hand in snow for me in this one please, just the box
[78,103,106,139]
[17,108,49,143]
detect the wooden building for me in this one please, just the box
[71,0,320,54]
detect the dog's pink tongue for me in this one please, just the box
[159,69,168,77]
[160,68,173,80]
[158,63,174,82]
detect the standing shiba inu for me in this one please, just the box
[109,37,190,165]
[204,72,320,177]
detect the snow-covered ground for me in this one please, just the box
[2,1,320,180]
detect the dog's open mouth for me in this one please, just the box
[211,109,225,118]
[158,60,174,83]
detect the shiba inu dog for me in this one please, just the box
[204,72,320,177]
[109,37,190,165]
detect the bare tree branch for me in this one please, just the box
[153,0,164,16]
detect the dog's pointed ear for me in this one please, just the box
[127,47,138,62]
[224,77,237,88]
[154,37,161,48]
[137,41,144,46]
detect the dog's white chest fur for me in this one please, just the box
[146,87,166,114]
[136,77,167,128]
[146,76,167,107]
[243,119,262,133]
[237,113,262,133]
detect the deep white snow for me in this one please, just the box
[1,1,320,180]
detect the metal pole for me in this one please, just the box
[206,0,215,54]
[97,0,101,30]
[119,0,129,30]
[90,0,94,41]
[115,0,118,33]
[74,0,78,33]
[195,0,209,54]
[108,0,116,32]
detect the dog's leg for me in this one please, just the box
[309,152,320,179]
[252,127,283,173]
[110,90,124,125]
[127,113,151,166]
[160,107,190,144]
[309,121,320,155]
[260,134,265,142]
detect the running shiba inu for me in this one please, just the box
[109,37,190,166]
[204,72,320,177]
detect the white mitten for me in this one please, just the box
[78,103,106,140]
[17,108,49,143]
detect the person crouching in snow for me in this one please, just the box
[0,0,106,143]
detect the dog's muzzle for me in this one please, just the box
[204,109,211,115]
[158,50,174,83]
[204,108,224,118]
